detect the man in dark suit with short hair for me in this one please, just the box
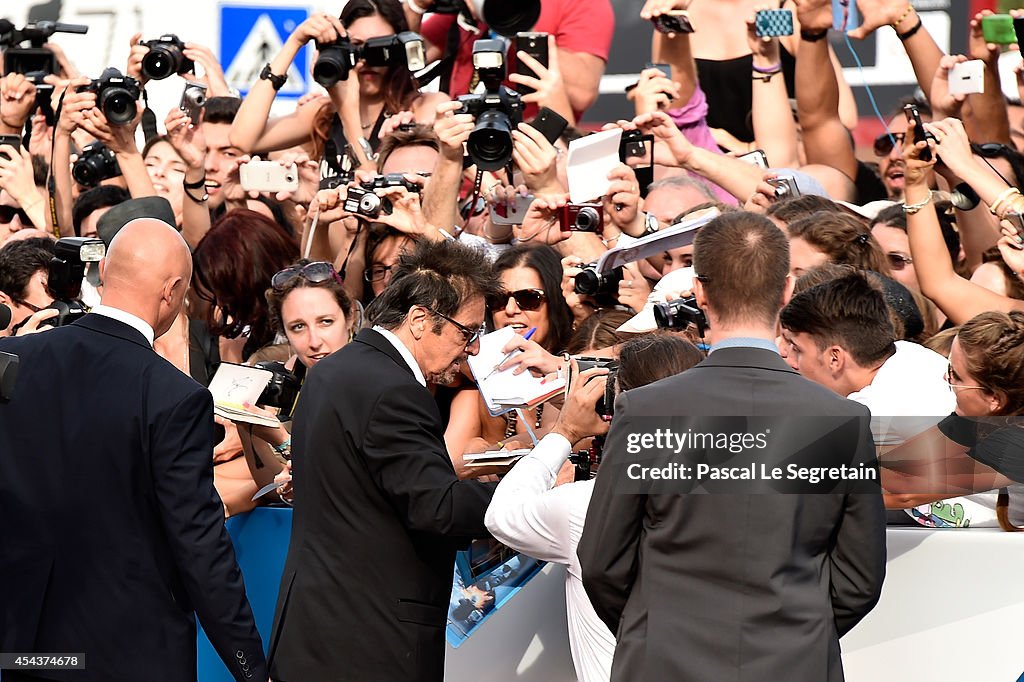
[579,212,887,682]
[269,239,502,682]
[0,219,265,682]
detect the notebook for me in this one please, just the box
[208,362,281,428]
[467,326,566,416]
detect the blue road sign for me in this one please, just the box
[220,5,309,98]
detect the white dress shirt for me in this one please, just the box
[372,325,426,387]
[485,432,615,682]
[90,304,155,347]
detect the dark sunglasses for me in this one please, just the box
[430,308,486,346]
[486,288,546,312]
[873,132,906,157]
[271,261,341,291]
[886,253,913,271]
[0,205,29,224]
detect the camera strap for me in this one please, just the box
[140,89,159,144]
[46,88,67,238]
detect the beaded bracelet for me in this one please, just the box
[989,187,1022,216]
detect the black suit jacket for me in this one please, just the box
[269,329,496,682]
[0,314,265,682]
[578,346,886,682]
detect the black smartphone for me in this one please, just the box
[515,32,549,96]
[0,135,20,160]
[903,104,932,163]
[645,62,672,80]
[530,107,568,145]
[651,11,694,35]
[1015,16,1024,49]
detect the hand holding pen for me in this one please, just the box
[485,326,563,379]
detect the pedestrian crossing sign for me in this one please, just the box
[220,5,309,98]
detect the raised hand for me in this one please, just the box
[511,121,561,193]
[184,42,232,97]
[165,106,207,170]
[930,54,969,120]
[0,73,38,133]
[514,193,572,245]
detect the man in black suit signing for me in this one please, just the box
[0,219,265,682]
[578,212,887,681]
[269,239,502,682]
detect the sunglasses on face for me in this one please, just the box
[873,132,906,157]
[486,288,546,312]
[0,205,29,225]
[886,252,913,271]
[271,261,342,291]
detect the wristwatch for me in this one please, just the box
[642,212,659,236]
[259,63,287,91]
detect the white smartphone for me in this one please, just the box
[737,149,769,169]
[948,60,985,96]
[239,160,300,193]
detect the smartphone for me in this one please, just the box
[530,107,568,145]
[644,62,672,80]
[903,103,932,163]
[983,14,1017,45]
[0,135,20,160]
[1005,211,1024,248]
[489,193,535,226]
[947,60,985,96]
[651,11,694,35]
[1014,16,1024,48]
[240,160,300,193]
[832,0,861,32]
[755,9,794,38]
[738,149,769,169]
[178,81,208,126]
[514,32,549,96]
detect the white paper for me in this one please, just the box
[567,128,623,203]
[466,326,565,416]
[209,362,274,407]
[948,60,985,96]
[594,207,720,274]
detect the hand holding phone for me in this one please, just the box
[651,11,694,35]
[983,14,1017,45]
[240,160,300,193]
[947,60,985,96]
[755,9,794,38]
[903,104,933,163]
[514,32,549,96]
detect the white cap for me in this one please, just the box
[617,267,696,334]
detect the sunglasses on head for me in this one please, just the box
[486,288,546,312]
[886,252,913,271]
[873,132,906,157]
[271,261,341,291]
[0,205,29,224]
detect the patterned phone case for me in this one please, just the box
[755,9,794,38]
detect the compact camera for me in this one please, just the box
[573,263,624,307]
[313,32,426,88]
[343,174,421,219]
[559,203,603,232]
[72,142,121,187]
[179,81,207,125]
[654,296,708,337]
[768,176,800,199]
[77,68,141,126]
[140,34,193,80]
[254,361,302,419]
[455,39,524,171]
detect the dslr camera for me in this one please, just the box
[313,31,426,88]
[654,296,708,337]
[573,356,619,421]
[455,39,523,171]
[72,142,121,187]
[77,68,141,126]
[344,174,421,219]
[45,237,105,327]
[0,20,89,76]
[140,34,193,80]
[560,203,603,233]
[254,361,302,420]
[573,263,624,308]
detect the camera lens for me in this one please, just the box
[100,88,136,125]
[653,301,678,329]
[358,193,382,216]
[184,89,206,109]
[575,207,599,231]
[573,268,601,296]
[481,0,542,37]
[142,45,182,80]
[467,110,514,171]
[313,46,352,88]
[72,156,100,187]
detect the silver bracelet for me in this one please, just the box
[903,191,933,215]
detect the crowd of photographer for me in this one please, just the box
[4,0,1024,679]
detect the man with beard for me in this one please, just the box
[872,99,936,201]
[269,238,502,682]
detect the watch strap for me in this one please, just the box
[260,63,287,91]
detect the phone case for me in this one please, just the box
[645,62,672,80]
[947,60,985,96]
[737,149,769,169]
[652,11,694,35]
[239,161,299,193]
[515,32,548,95]
[530,107,568,145]
[755,9,794,38]
[983,15,1017,45]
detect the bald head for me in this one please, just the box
[100,218,192,338]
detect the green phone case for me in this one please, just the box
[982,14,1017,45]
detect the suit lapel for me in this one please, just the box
[75,313,152,350]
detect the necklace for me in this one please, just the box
[503,403,544,440]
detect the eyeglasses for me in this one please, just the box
[460,195,487,220]
[486,288,546,312]
[271,261,342,291]
[0,205,29,225]
[363,264,394,283]
[430,308,486,347]
[873,132,906,157]
[945,363,987,393]
[886,253,914,271]
[13,298,44,313]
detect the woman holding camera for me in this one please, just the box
[234,259,358,504]
[230,0,448,170]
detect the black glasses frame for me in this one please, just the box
[430,308,485,346]
[487,288,547,312]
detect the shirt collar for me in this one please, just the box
[709,336,780,355]
[372,325,427,387]
[90,305,155,347]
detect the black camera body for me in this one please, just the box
[344,174,422,218]
[1,20,89,76]
[313,37,358,88]
[77,68,141,126]
[560,203,603,232]
[24,71,55,126]
[574,263,624,307]
[44,237,105,328]
[140,34,193,80]
[254,361,302,419]
[654,296,708,337]
[574,356,619,421]
[361,32,426,71]
[72,142,121,187]
[456,39,523,171]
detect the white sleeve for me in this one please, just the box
[485,433,575,563]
